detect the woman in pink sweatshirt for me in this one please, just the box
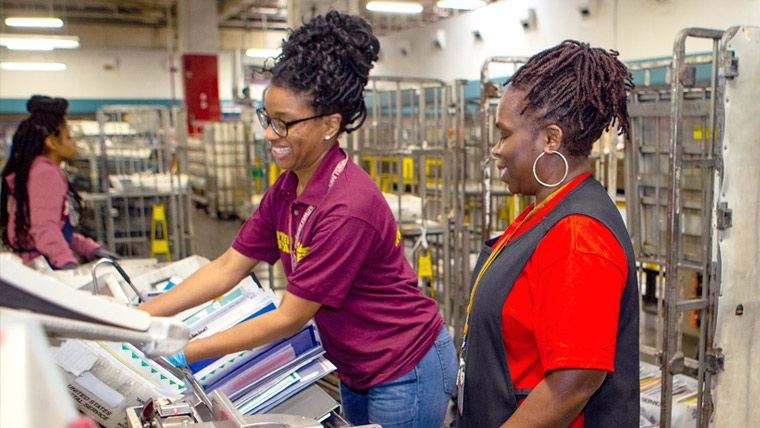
[1,95,116,269]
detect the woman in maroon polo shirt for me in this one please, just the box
[141,11,457,428]
[456,41,639,427]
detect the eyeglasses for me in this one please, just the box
[256,108,327,138]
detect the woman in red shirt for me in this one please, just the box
[457,41,639,428]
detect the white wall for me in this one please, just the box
[0,47,281,104]
[0,49,177,101]
[373,0,760,81]
[219,29,287,52]
[68,23,170,50]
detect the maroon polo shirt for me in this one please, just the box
[232,143,443,389]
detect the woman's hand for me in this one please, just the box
[90,247,120,260]
[138,247,259,317]
[60,261,78,270]
[164,351,187,367]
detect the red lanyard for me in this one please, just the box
[288,155,348,271]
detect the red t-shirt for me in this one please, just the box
[495,173,627,428]
[232,143,443,389]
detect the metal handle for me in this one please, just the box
[92,258,148,304]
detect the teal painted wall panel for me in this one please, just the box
[0,98,177,114]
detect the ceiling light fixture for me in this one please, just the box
[436,0,486,10]
[366,1,424,14]
[245,48,281,58]
[1,62,67,71]
[0,34,80,51]
[252,7,282,15]
[4,17,64,28]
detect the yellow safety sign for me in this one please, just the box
[150,204,171,261]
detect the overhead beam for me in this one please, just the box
[220,20,289,31]
[1,2,168,27]
[2,8,166,26]
[218,0,256,24]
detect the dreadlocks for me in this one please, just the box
[506,40,634,157]
[267,10,380,135]
[1,95,71,250]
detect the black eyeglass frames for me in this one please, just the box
[256,108,328,138]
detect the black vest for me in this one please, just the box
[457,176,639,428]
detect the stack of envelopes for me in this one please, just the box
[175,276,336,415]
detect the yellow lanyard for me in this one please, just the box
[463,182,572,335]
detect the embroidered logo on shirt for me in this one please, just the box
[395,227,401,247]
[278,231,309,259]
[295,242,309,262]
[276,231,290,254]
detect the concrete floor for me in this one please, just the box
[190,206,287,292]
[190,206,245,260]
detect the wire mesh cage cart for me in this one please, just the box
[626,26,760,428]
[348,76,472,348]
[195,121,258,219]
[81,105,193,261]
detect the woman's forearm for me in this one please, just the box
[183,290,322,362]
[501,368,607,428]
[139,247,257,317]
[184,309,297,362]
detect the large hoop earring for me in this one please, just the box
[533,151,569,188]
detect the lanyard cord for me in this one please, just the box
[462,181,573,337]
[288,155,349,271]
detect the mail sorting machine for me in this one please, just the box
[74,105,194,261]
[0,254,382,428]
[0,253,189,428]
[348,76,472,348]
[626,26,760,428]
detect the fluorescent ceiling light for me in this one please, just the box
[245,48,281,58]
[1,62,67,71]
[0,34,79,50]
[253,7,282,15]
[366,1,424,14]
[436,0,485,10]
[5,17,64,28]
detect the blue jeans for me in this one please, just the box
[340,325,457,428]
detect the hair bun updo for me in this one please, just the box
[269,10,380,135]
[27,95,69,116]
